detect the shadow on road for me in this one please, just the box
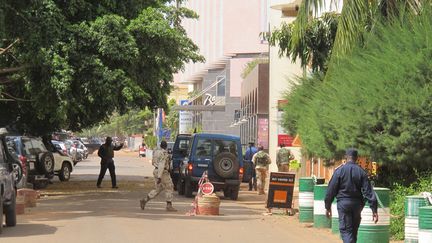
[1,223,57,237]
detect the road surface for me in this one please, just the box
[1,151,340,243]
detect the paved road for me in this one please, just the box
[1,151,340,243]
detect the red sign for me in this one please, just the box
[257,118,269,149]
[201,182,214,195]
[278,134,294,147]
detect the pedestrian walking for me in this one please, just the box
[276,143,294,172]
[140,141,177,212]
[324,148,379,243]
[252,146,271,195]
[96,137,123,189]
[244,141,258,191]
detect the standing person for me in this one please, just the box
[244,142,258,191]
[324,149,379,243]
[140,141,177,212]
[252,146,271,195]
[96,137,123,189]
[276,143,294,172]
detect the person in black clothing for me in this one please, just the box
[96,137,123,189]
[324,148,379,243]
[244,142,258,191]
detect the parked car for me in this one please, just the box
[72,140,88,159]
[51,140,68,155]
[6,136,74,187]
[64,139,80,164]
[170,134,191,191]
[178,133,247,200]
[82,137,103,154]
[0,130,23,233]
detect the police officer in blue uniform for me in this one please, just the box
[324,149,379,243]
[244,141,258,191]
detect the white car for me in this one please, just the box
[52,151,74,181]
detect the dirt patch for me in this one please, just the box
[40,179,155,196]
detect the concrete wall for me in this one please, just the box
[176,0,268,84]
[268,6,303,172]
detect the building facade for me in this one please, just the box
[239,63,269,149]
[173,0,269,136]
[268,0,303,172]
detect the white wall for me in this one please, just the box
[267,8,303,172]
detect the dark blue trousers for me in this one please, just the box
[97,161,117,187]
[337,199,363,243]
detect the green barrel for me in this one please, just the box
[418,206,432,243]
[313,184,331,228]
[358,187,390,243]
[299,177,314,223]
[405,196,428,243]
[331,199,339,234]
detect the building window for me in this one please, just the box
[216,76,225,97]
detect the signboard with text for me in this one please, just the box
[267,172,296,209]
[179,100,193,134]
[257,118,269,149]
[278,134,294,147]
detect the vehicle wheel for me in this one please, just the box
[213,152,239,179]
[37,152,55,175]
[0,195,3,234]
[177,177,185,195]
[223,188,231,198]
[58,162,72,181]
[12,161,23,185]
[229,186,239,200]
[5,190,17,227]
[184,178,193,198]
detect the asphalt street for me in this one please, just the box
[0,151,341,243]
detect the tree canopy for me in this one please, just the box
[0,0,203,135]
[282,7,432,184]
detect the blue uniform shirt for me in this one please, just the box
[244,146,258,161]
[324,161,378,213]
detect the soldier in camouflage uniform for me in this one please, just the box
[252,146,271,195]
[140,141,177,212]
[276,144,294,172]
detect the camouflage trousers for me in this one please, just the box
[255,167,268,195]
[147,169,174,202]
[278,164,290,172]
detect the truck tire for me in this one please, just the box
[5,190,17,227]
[223,188,231,198]
[229,186,239,200]
[184,178,194,198]
[12,161,23,184]
[58,162,72,181]
[177,177,185,195]
[37,152,55,175]
[213,152,239,179]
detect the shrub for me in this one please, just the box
[390,172,432,240]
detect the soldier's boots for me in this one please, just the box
[166,202,177,212]
[140,196,150,210]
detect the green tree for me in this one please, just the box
[292,0,422,58]
[282,7,432,185]
[268,12,338,72]
[0,0,203,135]
[164,98,179,140]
